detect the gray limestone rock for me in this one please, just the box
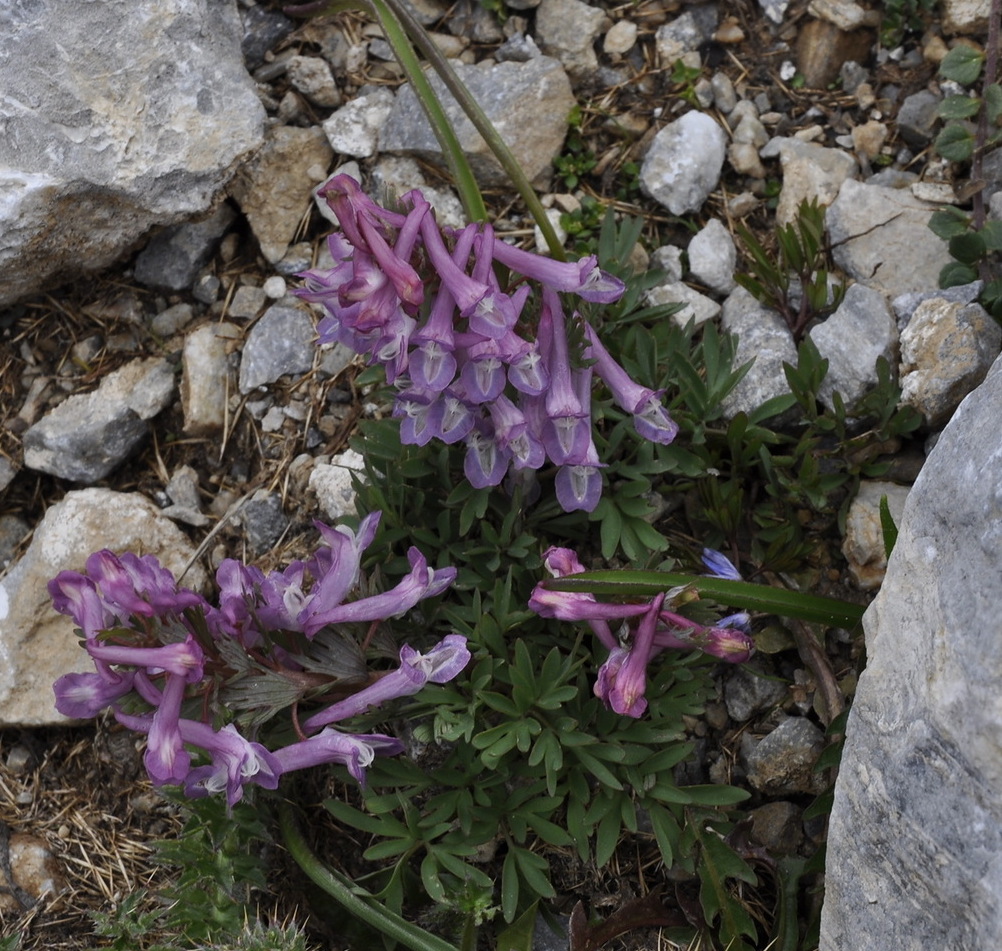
[380,57,574,189]
[821,351,1002,951]
[239,303,317,393]
[654,10,717,64]
[0,489,207,726]
[724,665,789,722]
[719,287,798,420]
[895,90,942,149]
[687,218,737,295]
[826,179,952,299]
[0,0,264,308]
[941,0,991,33]
[809,283,898,413]
[23,357,176,483]
[744,716,827,795]
[134,204,237,293]
[640,111,727,216]
[899,298,1002,427]
[892,280,983,330]
[240,492,289,555]
[534,0,606,78]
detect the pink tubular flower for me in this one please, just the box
[303,634,471,732]
[53,670,136,719]
[583,324,678,445]
[597,593,664,718]
[271,728,406,787]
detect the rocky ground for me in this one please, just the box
[1,0,999,948]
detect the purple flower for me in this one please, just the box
[420,215,517,339]
[701,548,743,581]
[489,394,545,471]
[595,593,664,718]
[179,721,282,808]
[85,551,206,618]
[654,610,755,663]
[464,426,510,489]
[489,241,626,303]
[85,633,205,679]
[53,670,135,719]
[145,673,192,785]
[394,390,439,446]
[303,634,470,732]
[302,547,456,635]
[272,728,406,786]
[48,572,110,640]
[583,324,678,445]
[554,453,604,513]
[528,547,648,650]
[539,290,591,464]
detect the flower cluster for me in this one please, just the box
[296,174,678,512]
[50,512,469,805]
[529,547,754,718]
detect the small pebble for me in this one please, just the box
[263,275,288,299]
[604,19,638,55]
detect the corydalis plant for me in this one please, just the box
[50,512,469,805]
[296,175,678,513]
[529,547,754,718]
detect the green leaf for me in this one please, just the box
[980,220,1002,251]
[938,94,981,119]
[879,494,898,560]
[928,206,971,240]
[495,901,539,951]
[542,571,865,628]
[935,123,975,162]
[985,83,1002,124]
[939,261,979,288]
[949,230,987,264]
[682,784,752,806]
[939,44,984,85]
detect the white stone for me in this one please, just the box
[719,287,798,419]
[827,179,953,299]
[534,0,606,77]
[809,283,898,412]
[941,0,991,33]
[310,450,368,521]
[322,88,396,158]
[640,111,727,215]
[604,20,638,55]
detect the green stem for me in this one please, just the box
[277,799,461,951]
[380,0,567,260]
[366,0,488,223]
[541,572,865,629]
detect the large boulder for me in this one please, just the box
[821,353,1002,949]
[0,0,265,307]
